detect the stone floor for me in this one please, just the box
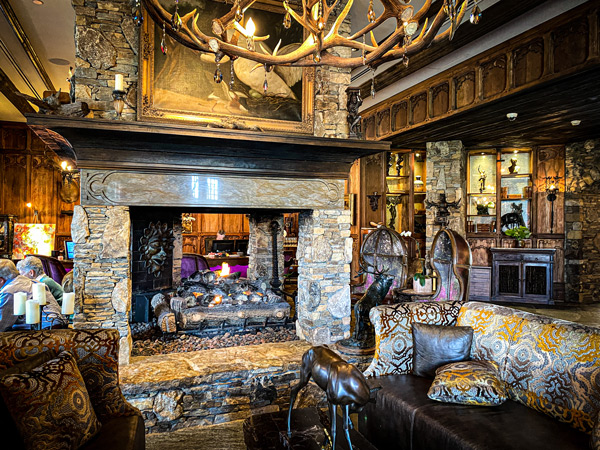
[143,302,600,449]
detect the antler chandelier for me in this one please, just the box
[135,0,481,79]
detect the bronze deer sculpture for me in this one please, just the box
[287,346,376,450]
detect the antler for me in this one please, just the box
[142,0,471,69]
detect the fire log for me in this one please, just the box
[151,293,177,333]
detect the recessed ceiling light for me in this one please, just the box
[571,120,582,126]
[506,112,518,121]
[48,58,71,66]
[32,0,43,5]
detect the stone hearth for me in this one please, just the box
[38,117,389,364]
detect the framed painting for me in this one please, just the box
[140,0,315,133]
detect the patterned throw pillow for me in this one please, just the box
[427,360,507,406]
[0,351,101,450]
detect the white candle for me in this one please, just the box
[14,292,27,315]
[32,283,46,305]
[115,73,124,91]
[62,292,75,315]
[26,300,40,325]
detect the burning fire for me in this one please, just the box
[192,292,204,298]
[208,295,223,308]
[220,263,230,277]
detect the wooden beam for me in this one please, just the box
[358,0,547,99]
[0,0,55,91]
[0,65,35,115]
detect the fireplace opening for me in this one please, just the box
[129,207,301,357]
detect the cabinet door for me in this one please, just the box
[522,263,551,302]
[493,261,522,298]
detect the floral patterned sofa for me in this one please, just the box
[0,328,145,450]
[359,301,600,450]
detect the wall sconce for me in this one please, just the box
[112,73,127,119]
[545,176,561,234]
[367,191,381,212]
[60,161,80,203]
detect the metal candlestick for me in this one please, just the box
[112,90,127,119]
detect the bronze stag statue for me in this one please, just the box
[287,346,376,450]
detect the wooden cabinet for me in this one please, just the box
[491,248,555,304]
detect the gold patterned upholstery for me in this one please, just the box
[457,302,600,434]
[0,328,140,424]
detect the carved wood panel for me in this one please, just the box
[481,55,507,99]
[376,108,391,137]
[454,71,476,109]
[552,17,589,73]
[392,101,408,131]
[182,235,198,253]
[468,238,496,266]
[536,146,565,235]
[513,38,544,87]
[411,92,428,124]
[364,116,376,140]
[431,82,449,118]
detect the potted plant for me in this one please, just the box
[504,226,531,248]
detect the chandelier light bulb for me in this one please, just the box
[246,18,256,37]
[61,161,68,170]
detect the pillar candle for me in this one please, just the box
[32,283,46,305]
[115,73,124,91]
[14,292,27,315]
[26,300,40,325]
[62,292,75,315]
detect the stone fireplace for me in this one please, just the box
[31,116,389,363]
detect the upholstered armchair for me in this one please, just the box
[181,252,210,279]
[0,328,145,450]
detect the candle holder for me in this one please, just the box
[112,90,127,119]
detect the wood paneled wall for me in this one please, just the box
[182,213,250,254]
[0,122,78,254]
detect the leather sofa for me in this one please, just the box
[359,301,599,450]
[0,328,145,450]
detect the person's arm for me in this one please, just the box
[0,291,17,332]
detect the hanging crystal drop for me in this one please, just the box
[361,34,366,66]
[229,63,235,89]
[283,11,291,29]
[171,0,182,31]
[160,22,167,55]
[235,0,243,23]
[402,53,409,68]
[313,52,321,63]
[367,0,376,23]
[470,4,481,24]
[214,64,223,83]
[263,67,268,94]
[132,0,143,27]
[370,67,376,98]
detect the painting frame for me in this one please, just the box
[139,0,315,134]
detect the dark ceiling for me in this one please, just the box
[389,65,600,149]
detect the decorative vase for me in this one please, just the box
[414,175,425,192]
[413,277,432,293]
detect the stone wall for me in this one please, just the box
[565,138,600,303]
[425,141,467,248]
[247,214,285,285]
[71,205,132,364]
[295,209,352,344]
[71,0,350,137]
[72,0,138,119]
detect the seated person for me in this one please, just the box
[17,256,64,305]
[0,259,66,331]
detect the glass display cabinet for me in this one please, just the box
[384,150,426,256]
[467,148,533,238]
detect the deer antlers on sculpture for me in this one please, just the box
[141,0,470,68]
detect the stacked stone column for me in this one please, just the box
[295,209,353,344]
[425,140,467,248]
[71,205,132,364]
